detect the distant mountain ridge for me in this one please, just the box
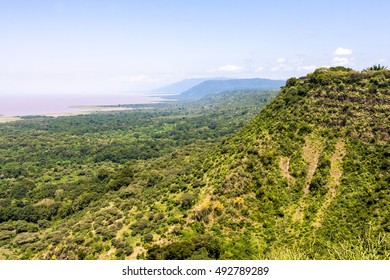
[178,78,285,101]
[153,77,230,94]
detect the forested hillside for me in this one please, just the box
[0,89,277,259]
[150,67,389,259]
[0,67,388,260]
[150,66,389,260]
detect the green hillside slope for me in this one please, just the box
[149,67,389,259]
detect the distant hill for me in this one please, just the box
[153,78,230,94]
[178,78,285,101]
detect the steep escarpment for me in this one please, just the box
[152,67,389,259]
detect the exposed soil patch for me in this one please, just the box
[279,156,295,188]
[313,140,346,228]
[302,136,324,194]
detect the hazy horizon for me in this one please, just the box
[0,91,166,117]
[1,0,389,96]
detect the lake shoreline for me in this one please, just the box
[0,116,22,123]
[0,105,157,123]
[0,92,172,120]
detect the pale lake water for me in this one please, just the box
[0,92,170,117]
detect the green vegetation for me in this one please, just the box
[188,66,389,259]
[366,64,387,71]
[0,67,389,260]
[0,89,277,259]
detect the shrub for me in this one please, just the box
[180,193,196,209]
[147,235,221,260]
[13,233,39,245]
[0,230,15,240]
[143,233,153,243]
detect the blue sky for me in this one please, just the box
[1,0,389,94]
